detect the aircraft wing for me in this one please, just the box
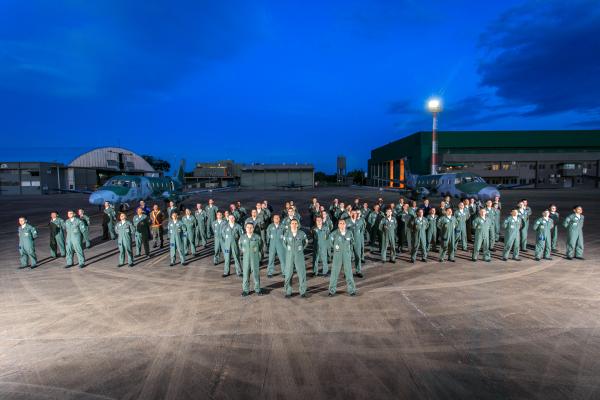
[54,188,95,195]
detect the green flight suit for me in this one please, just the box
[453,208,469,251]
[533,217,553,260]
[312,225,330,275]
[328,229,357,296]
[167,206,178,219]
[256,210,269,252]
[65,217,86,267]
[502,216,521,260]
[205,205,218,238]
[493,207,501,241]
[437,215,457,262]
[244,217,263,256]
[410,216,429,262]
[115,220,135,266]
[266,223,286,276]
[194,209,208,247]
[49,217,66,257]
[168,219,187,265]
[379,217,397,262]
[367,210,383,251]
[471,216,491,261]
[239,233,262,294]
[346,217,365,274]
[399,211,413,252]
[79,214,91,249]
[426,214,438,252]
[182,215,197,256]
[549,211,559,252]
[133,214,150,257]
[563,213,584,258]
[212,219,225,264]
[484,207,497,250]
[283,230,308,296]
[18,223,38,268]
[221,222,243,276]
[518,207,532,251]
[104,207,116,240]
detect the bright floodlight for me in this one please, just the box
[427,98,442,113]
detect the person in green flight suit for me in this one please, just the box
[493,201,501,242]
[205,199,218,239]
[425,207,438,252]
[133,206,151,258]
[312,215,330,276]
[65,210,86,268]
[282,219,308,298]
[266,214,286,278]
[399,203,413,253]
[168,211,187,266]
[328,218,357,297]
[244,208,263,256]
[410,208,429,263]
[533,210,554,261]
[367,204,383,252]
[437,208,457,262]
[548,204,560,253]
[167,201,178,219]
[221,214,243,277]
[194,203,208,248]
[346,210,365,278]
[471,208,491,262]
[77,209,91,249]
[115,212,135,267]
[563,205,585,260]
[518,199,532,252]
[483,200,497,252]
[181,208,197,257]
[379,208,398,263]
[502,209,522,261]
[255,202,269,253]
[321,210,334,232]
[239,222,263,296]
[17,216,38,269]
[103,201,116,240]
[454,201,470,251]
[49,211,66,258]
[212,211,225,265]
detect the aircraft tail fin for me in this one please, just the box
[175,159,185,183]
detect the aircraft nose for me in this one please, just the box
[89,190,114,205]
[89,192,103,205]
[478,187,500,201]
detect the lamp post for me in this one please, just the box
[427,98,442,175]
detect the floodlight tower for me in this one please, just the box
[427,98,442,175]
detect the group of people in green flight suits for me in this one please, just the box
[15,196,587,300]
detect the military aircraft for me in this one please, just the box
[273,181,313,190]
[372,160,500,201]
[63,161,233,209]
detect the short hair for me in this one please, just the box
[18,215,26,220]
[573,205,581,210]
[119,212,127,217]
[245,222,254,227]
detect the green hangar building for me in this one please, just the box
[368,130,600,189]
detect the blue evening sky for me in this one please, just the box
[0,1,599,172]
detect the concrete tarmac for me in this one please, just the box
[0,187,598,400]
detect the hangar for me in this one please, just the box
[0,147,157,195]
[368,130,600,189]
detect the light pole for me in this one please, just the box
[427,98,442,175]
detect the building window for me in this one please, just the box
[501,163,510,170]
[562,163,576,170]
[491,164,500,171]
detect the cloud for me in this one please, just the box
[0,0,264,99]
[477,0,600,116]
